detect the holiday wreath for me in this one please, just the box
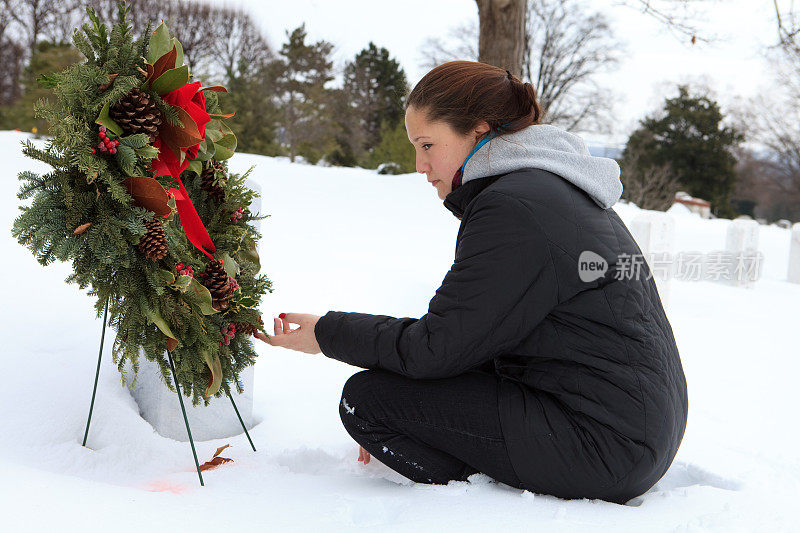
[11,2,271,406]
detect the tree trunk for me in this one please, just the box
[475,0,526,76]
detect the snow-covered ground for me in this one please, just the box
[2,130,798,531]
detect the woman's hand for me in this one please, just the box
[254,313,322,355]
[357,445,371,464]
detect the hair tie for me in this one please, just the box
[505,69,513,80]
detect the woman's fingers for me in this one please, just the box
[357,445,371,464]
[257,313,322,355]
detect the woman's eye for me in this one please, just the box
[422,143,432,150]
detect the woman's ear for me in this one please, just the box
[473,120,491,142]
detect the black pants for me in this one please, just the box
[338,368,523,488]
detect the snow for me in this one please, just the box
[1,130,798,531]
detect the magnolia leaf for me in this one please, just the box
[187,158,203,175]
[158,269,176,284]
[172,37,184,69]
[209,111,236,119]
[96,101,124,136]
[240,235,260,272]
[221,252,240,277]
[122,176,171,217]
[201,350,222,397]
[151,64,189,96]
[147,22,173,64]
[73,222,92,235]
[199,444,233,471]
[214,132,237,160]
[144,305,177,341]
[184,276,218,315]
[148,45,178,92]
[200,86,228,93]
[205,120,224,142]
[159,105,202,148]
[166,337,179,352]
[195,138,215,162]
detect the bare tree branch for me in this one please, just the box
[417,0,623,133]
[620,129,681,210]
[524,0,624,133]
[615,0,717,43]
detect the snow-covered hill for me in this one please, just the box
[2,130,798,532]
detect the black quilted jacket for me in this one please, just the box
[314,167,688,504]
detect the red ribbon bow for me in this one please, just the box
[167,178,216,260]
[152,82,216,259]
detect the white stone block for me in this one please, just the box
[713,219,762,288]
[630,213,675,307]
[789,223,800,284]
[124,351,255,442]
[245,177,262,233]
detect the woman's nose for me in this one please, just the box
[416,158,430,174]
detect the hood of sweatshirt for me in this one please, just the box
[454,124,623,211]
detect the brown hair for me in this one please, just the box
[405,61,543,137]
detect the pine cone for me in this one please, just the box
[202,258,231,309]
[109,87,163,143]
[138,217,168,261]
[235,321,258,337]
[200,160,226,202]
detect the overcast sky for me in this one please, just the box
[205,0,781,147]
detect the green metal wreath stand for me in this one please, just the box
[81,297,257,486]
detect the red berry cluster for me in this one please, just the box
[91,126,119,155]
[175,262,195,277]
[230,208,244,222]
[219,322,236,346]
[227,275,240,293]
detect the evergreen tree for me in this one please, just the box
[628,85,744,218]
[273,24,335,163]
[366,120,416,174]
[225,57,282,156]
[340,42,408,158]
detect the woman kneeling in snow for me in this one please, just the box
[256,60,688,505]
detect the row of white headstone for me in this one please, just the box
[631,214,800,309]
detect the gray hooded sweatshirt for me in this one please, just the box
[460,124,623,209]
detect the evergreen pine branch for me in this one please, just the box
[72,27,97,64]
[20,139,68,169]
[134,21,153,68]
[16,171,49,199]
[82,7,110,67]
[151,92,182,127]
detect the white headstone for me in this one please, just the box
[124,355,254,442]
[630,213,675,308]
[123,177,262,441]
[788,223,800,284]
[711,219,761,288]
